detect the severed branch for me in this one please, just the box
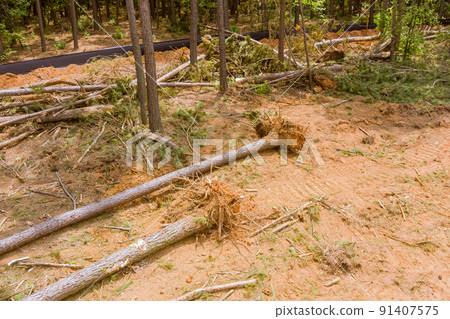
[251,202,313,237]
[56,172,77,210]
[175,279,257,301]
[16,261,84,269]
[73,122,106,169]
[25,216,210,301]
[25,188,69,199]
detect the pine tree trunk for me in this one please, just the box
[299,0,312,90]
[115,0,120,20]
[36,0,46,52]
[294,2,300,27]
[105,0,111,18]
[329,0,334,19]
[278,0,286,62]
[190,0,198,65]
[390,0,404,62]
[438,0,445,19]
[93,0,99,30]
[217,0,228,92]
[0,33,4,56]
[369,0,375,24]
[234,0,239,24]
[224,0,230,30]
[69,0,79,50]
[261,0,268,30]
[138,0,163,132]
[170,0,176,24]
[126,0,148,126]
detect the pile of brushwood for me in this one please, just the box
[189,34,286,82]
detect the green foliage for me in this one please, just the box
[54,40,66,50]
[255,81,272,95]
[198,33,285,80]
[112,27,123,40]
[77,15,93,32]
[337,60,450,105]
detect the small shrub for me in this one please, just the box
[54,41,66,50]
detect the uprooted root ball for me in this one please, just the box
[255,116,307,152]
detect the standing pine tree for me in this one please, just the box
[217,0,228,92]
[69,0,78,50]
[35,0,46,52]
[138,0,163,132]
[278,0,286,62]
[190,0,198,65]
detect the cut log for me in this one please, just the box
[24,216,209,300]
[0,84,114,98]
[0,131,35,150]
[0,139,277,255]
[157,54,206,82]
[314,34,379,48]
[0,105,114,126]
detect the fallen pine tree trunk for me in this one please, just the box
[0,84,114,98]
[0,131,35,150]
[314,34,379,48]
[0,139,276,255]
[24,216,209,301]
[0,105,114,126]
[158,82,217,87]
[157,54,206,82]
[236,65,343,85]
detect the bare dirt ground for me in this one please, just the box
[0,41,449,301]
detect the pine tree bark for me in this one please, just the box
[390,0,404,62]
[329,0,334,19]
[0,32,4,56]
[190,0,198,65]
[369,0,375,24]
[170,0,176,24]
[438,0,445,19]
[36,0,46,52]
[69,0,79,50]
[93,0,100,30]
[126,0,148,126]
[105,0,111,18]
[138,0,163,132]
[25,217,209,301]
[223,0,230,30]
[299,0,312,90]
[261,0,268,30]
[278,0,286,62]
[294,2,300,27]
[217,0,228,92]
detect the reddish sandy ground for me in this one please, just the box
[0,41,448,301]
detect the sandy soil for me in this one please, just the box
[0,43,449,302]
